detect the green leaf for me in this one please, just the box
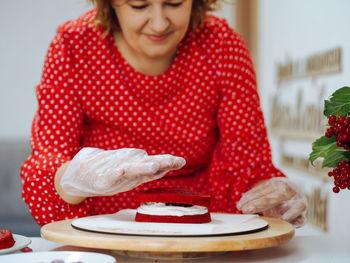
[324,86,350,117]
[309,136,338,165]
[322,150,349,168]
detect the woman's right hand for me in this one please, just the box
[58,147,186,199]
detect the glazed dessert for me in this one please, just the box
[134,187,211,223]
[0,229,15,249]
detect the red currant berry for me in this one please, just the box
[333,186,340,193]
[338,115,345,123]
[329,114,337,125]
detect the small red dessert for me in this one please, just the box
[135,187,211,224]
[0,229,15,249]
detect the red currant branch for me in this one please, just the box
[325,114,350,193]
[310,87,350,194]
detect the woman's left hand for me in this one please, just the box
[236,177,307,227]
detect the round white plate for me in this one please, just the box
[0,234,31,255]
[72,209,268,236]
[0,251,116,263]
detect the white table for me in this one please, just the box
[25,234,350,263]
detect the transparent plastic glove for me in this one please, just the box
[60,147,186,197]
[236,177,307,227]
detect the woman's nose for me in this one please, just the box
[149,7,170,33]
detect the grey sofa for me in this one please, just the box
[0,139,40,236]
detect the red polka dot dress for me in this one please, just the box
[20,10,285,226]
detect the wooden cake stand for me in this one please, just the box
[41,216,294,259]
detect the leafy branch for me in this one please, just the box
[309,87,350,167]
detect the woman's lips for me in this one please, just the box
[145,33,171,42]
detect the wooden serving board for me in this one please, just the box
[41,215,294,258]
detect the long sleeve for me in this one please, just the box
[20,27,94,226]
[206,23,285,213]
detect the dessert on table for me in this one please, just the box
[0,229,15,249]
[134,187,211,223]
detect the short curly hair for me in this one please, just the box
[86,0,220,38]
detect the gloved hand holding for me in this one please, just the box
[236,177,307,227]
[60,147,186,197]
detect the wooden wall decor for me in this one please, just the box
[278,47,342,84]
[270,89,326,140]
[305,187,328,232]
[280,152,330,182]
[270,47,343,232]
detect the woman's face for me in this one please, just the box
[111,0,193,59]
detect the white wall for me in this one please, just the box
[0,0,92,140]
[258,0,350,235]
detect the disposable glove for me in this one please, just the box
[236,177,307,227]
[60,147,186,197]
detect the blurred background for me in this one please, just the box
[0,0,349,237]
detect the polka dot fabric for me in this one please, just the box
[20,10,285,226]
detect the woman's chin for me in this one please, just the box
[142,48,176,59]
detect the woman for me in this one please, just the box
[20,0,306,226]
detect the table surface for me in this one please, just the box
[8,234,349,263]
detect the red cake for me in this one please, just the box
[0,229,15,249]
[134,188,211,223]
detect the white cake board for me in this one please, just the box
[71,209,268,236]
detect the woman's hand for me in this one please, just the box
[58,147,186,199]
[236,177,307,227]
